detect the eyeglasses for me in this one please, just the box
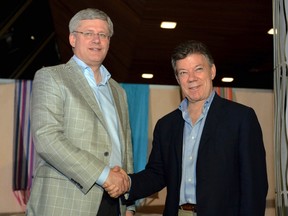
[72,31,110,40]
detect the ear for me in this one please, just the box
[69,33,76,48]
[211,64,216,80]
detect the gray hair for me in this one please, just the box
[69,8,114,37]
[171,40,214,75]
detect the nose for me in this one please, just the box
[187,71,197,81]
[92,34,101,43]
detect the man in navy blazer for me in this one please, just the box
[106,40,268,216]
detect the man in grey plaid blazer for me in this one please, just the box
[26,8,134,216]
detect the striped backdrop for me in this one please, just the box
[13,80,34,209]
[214,86,234,100]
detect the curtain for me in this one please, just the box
[214,86,234,100]
[13,80,35,209]
[273,0,288,214]
[121,83,150,172]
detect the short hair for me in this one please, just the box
[69,8,114,37]
[171,40,214,75]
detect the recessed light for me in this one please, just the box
[221,77,234,82]
[160,21,177,29]
[268,28,276,35]
[142,73,154,79]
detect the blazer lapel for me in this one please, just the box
[109,82,124,124]
[198,94,222,153]
[173,111,185,182]
[66,59,107,128]
[109,81,127,156]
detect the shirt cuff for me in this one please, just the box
[126,205,136,214]
[96,166,110,186]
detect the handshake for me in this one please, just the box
[103,166,130,198]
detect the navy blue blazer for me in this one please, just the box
[128,93,268,216]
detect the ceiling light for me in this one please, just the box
[268,28,276,35]
[160,21,177,29]
[142,73,154,79]
[221,77,234,82]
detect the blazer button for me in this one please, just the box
[104,152,109,156]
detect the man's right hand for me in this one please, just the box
[103,166,130,198]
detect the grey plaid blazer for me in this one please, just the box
[26,58,133,216]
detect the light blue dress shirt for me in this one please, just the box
[72,55,122,186]
[179,91,215,205]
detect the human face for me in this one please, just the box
[69,19,110,70]
[175,53,216,104]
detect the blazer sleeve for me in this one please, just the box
[239,108,268,215]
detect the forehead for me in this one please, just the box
[78,19,109,30]
[176,53,209,67]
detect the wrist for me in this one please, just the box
[126,210,135,215]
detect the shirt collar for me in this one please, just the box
[179,90,215,113]
[72,55,111,85]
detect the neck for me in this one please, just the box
[93,69,102,84]
[188,100,205,124]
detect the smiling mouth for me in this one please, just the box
[90,48,100,51]
[189,85,199,90]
